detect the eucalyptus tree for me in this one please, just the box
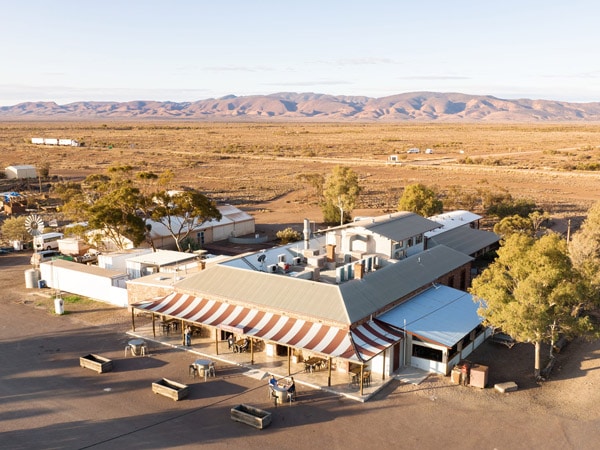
[471,233,593,378]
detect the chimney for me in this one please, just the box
[303,218,311,250]
[354,261,365,280]
[326,244,336,263]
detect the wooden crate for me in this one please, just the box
[231,404,272,429]
[152,378,189,401]
[80,354,113,374]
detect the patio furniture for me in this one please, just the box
[194,359,213,381]
[125,339,147,357]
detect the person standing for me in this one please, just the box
[184,325,192,347]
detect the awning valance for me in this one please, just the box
[133,292,403,363]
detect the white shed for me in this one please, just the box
[39,259,129,307]
[125,249,201,279]
[98,248,153,272]
[5,165,37,179]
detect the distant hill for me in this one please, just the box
[2,92,600,122]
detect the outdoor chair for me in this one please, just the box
[208,362,216,378]
[189,364,198,378]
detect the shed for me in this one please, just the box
[39,259,129,307]
[125,249,201,279]
[5,165,37,179]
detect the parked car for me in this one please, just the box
[425,148,433,154]
[407,148,420,154]
[30,250,61,265]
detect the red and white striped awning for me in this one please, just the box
[133,292,403,362]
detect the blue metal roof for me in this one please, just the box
[377,285,483,348]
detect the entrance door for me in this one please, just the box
[392,342,401,371]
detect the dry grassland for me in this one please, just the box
[2,122,600,223]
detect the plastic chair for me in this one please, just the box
[208,362,216,378]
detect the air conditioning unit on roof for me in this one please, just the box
[267,264,278,273]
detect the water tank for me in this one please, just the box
[54,297,64,315]
[24,268,40,288]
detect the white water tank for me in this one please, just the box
[54,297,64,315]
[25,268,40,288]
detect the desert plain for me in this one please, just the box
[1,121,600,449]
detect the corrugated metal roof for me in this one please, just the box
[377,285,483,348]
[427,226,499,256]
[133,292,404,362]
[174,265,350,325]
[174,244,471,326]
[125,249,199,266]
[41,259,127,278]
[354,212,441,242]
[427,210,482,235]
[340,245,473,323]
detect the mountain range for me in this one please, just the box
[2,92,600,122]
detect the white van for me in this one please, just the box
[33,232,64,251]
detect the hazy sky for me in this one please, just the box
[2,1,599,105]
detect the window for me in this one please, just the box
[407,238,413,247]
[416,234,423,244]
[412,344,443,362]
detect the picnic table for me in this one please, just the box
[304,357,327,373]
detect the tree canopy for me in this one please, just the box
[398,183,443,217]
[569,201,600,296]
[149,190,221,252]
[470,233,594,377]
[321,166,361,225]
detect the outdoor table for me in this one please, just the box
[194,359,213,381]
[271,384,289,404]
[127,338,147,356]
[234,339,249,353]
[304,357,326,373]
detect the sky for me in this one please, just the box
[1,1,599,105]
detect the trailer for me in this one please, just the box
[31,137,44,144]
[44,138,58,145]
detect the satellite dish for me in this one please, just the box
[25,215,44,236]
[257,254,266,263]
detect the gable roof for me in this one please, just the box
[339,245,473,322]
[427,226,500,256]
[173,244,472,326]
[133,291,405,362]
[352,212,441,242]
[175,265,350,325]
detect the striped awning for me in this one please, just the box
[133,292,403,363]
[351,320,405,361]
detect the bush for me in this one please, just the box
[276,227,302,244]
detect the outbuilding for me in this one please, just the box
[5,165,37,179]
[39,259,129,307]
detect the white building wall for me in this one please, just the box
[39,262,128,307]
[98,248,153,271]
[5,166,37,179]
[231,219,255,237]
[212,224,234,242]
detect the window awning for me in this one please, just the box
[133,292,403,363]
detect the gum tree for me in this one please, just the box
[321,166,360,226]
[470,233,593,378]
[398,183,443,217]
